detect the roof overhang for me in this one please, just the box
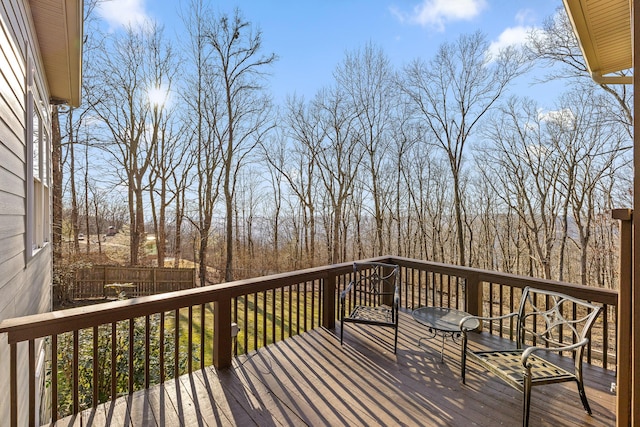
[29,0,83,107]
[562,0,633,84]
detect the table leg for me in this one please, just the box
[418,330,451,363]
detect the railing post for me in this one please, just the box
[322,274,336,329]
[10,342,17,427]
[465,272,482,318]
[382,264,394,307]
[613,208,632,427]
[213,293,232,369]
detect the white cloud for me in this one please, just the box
[515,9,536,26]
[488,26,531,58]
[97,0,151,30]
[391,0,487,31]
[487,9,539,59]
[538,108,575,127]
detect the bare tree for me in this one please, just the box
[52,106,63,263]
[65,108,80,254]
[148,115,185,267]
[258,132,287,271]
[480,97,563,279]
[89,23,172,265]
[527,8,632,136]
[401,31,525,266]
[87,179,108,254]
[203,9,277,281]
[389,100,421,258]
[145,33,181,267]
[233,168,266,272]
[314,86,363,264]
[52,0,102,263]
[272,95,325,266]
[169,148,195,269]
[335,42,397,256]
[549,86,630,284]
[403,146,453,263]
[180,0,221,285]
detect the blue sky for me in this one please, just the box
[96,0,565,106]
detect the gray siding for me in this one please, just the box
[0,0,53,425]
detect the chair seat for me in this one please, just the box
[345,304,395,325]
[470,349,578,389]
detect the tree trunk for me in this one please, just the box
[52,106,63,265]
[69,112,80,254]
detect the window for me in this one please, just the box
[26,51,50,258]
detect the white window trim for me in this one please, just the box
[26,47,51,260]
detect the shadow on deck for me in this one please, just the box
[52,310,616,426]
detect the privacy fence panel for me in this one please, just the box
[72,266,196,300]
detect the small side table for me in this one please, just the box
[412,306,479,362]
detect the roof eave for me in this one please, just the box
[30,0,83,107]
[562,0,632,84]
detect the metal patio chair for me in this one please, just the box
[460,286,601,427]
[339,262,400,353]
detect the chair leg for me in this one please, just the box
[460,333,467,384]
[393,325,398,354]
[576,379,592,415]
[523,371,532,427]
[340,318,344,345]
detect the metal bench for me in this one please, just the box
[339,262,400,353]
[459,286,601,427]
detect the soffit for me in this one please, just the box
[29,0,83,107]
[563,0,632,79]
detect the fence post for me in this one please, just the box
[323,274,336,329]
[102,266,108,298]
[213,292,232,369]
[465,272,482,318]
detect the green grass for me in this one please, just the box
[52,285,324,417]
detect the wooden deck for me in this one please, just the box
[52,310,616,426]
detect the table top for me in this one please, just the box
[412,306,479,333]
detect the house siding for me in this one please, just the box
[0,0,53,425]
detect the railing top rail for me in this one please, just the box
[387,256,618,306]
[0,255,617,344]
[0,259,363,343]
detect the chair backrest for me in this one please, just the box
[350,262,399,307]
[516,287,601,354]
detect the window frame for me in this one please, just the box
[26,48,51,260]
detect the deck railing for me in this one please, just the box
[0,256,618,426]
[394,257,618,368]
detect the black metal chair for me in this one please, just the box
[339,262,400,353]
[460,286,601,427]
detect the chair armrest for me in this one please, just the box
[459,312,518,331]
[340,280,356,301]
[521,338,589,367]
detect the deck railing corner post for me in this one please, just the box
[466,272,482,318]
[213,293,233,369]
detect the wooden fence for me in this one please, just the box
[71,266,196,300]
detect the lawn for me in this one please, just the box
[53,284,324,417]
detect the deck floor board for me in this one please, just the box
[50,310,616,426]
